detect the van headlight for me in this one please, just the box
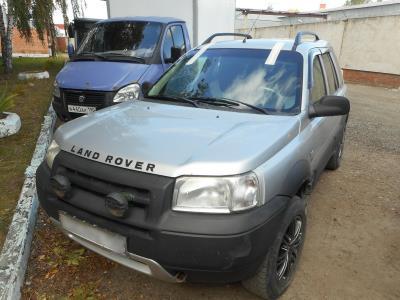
[113,83,141,103]
[53,81,60,98]
[46,140,60,169]
[173,173,260,213]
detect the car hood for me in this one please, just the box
[54,101,301,177]
[56,61,150,91]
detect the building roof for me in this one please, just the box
[319,0,400,12]
[98,16,184,24]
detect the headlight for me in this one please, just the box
[173,173,260,213]
[113,83,141,103]
[46,140,60,169]
[53,81,60,98]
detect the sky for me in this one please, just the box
[53,0,108,24]
[53,0,349,24]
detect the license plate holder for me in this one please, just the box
[59,212,126,254]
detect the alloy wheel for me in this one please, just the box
[276,216,303,281]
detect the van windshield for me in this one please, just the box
[147,48,303,114]
[77,21,162,59]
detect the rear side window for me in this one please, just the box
[171,25,186,52]
[310,56,326,103]
[322,53,339,94]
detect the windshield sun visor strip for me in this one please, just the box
[265,42,285,66]
[186,43,215,65]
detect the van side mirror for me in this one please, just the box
[309,95,350,118]
[166,47,184,63]
[67,23,74,38]
[141,82,153,96]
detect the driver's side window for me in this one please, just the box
[163,28,174,62]
[310,56,327,104]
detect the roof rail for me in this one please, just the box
[292,31,320,50]
[201,33,252,45]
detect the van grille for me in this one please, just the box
[64,90,107,107]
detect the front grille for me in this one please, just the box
[53,151,175,233]
[63,90,107,107]
[61,166,151,207]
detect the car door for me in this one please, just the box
[307,51,331,177]
[308,49,344,176]
[320,49,346,159]
[162,24,187,71]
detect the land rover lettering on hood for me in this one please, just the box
[37,32,350,300]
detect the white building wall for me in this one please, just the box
[238,15,400,75]
[106,0,235,47]
[196,0,235,45]
[107,0,195,42]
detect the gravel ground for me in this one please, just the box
[22,84,400,299]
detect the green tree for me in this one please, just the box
[0,0,83,73]
[0,0,15,73]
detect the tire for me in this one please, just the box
[242,196,307,300]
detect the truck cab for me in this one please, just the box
[53,16,191,121]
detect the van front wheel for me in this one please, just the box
[242,196,306,299]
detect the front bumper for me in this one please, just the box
[50,214,182,282]
[36,156,289,283]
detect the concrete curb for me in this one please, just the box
[0,106,56,300]
[17,71,50,81]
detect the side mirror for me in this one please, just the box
[67,23,74,38]
[165,47,184,64]
[141,82,153,96]
[309,95,350,118]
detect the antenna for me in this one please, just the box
[243,0,269,42]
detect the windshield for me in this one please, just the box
[77,21,162,58]
[148,48,303,114]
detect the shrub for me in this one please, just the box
[0,85,17,117]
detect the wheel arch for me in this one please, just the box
[281,159,312,198]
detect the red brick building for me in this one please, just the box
[10,28,49,56]
[0,25,67,57]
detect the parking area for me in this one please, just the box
[22,84,400,299]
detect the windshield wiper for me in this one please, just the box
[102,52,146,63]
[73,52,108,60]
[145,95,199,107]
[189,96,270,115]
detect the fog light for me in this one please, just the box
[50,175,71,199]
[105,192,131,218]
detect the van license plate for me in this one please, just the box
[59,213,126,254]
[68,105,96,114]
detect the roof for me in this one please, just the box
[98,16,185,24]
[319,0,400,12]
[206,38,329,54]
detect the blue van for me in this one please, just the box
[53,16,191,121]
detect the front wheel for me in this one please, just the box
[242,196,307,300]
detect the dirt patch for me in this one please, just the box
[22,84,400,299]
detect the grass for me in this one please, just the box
[0,57,65,248]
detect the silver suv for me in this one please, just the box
[37,32,350,299]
